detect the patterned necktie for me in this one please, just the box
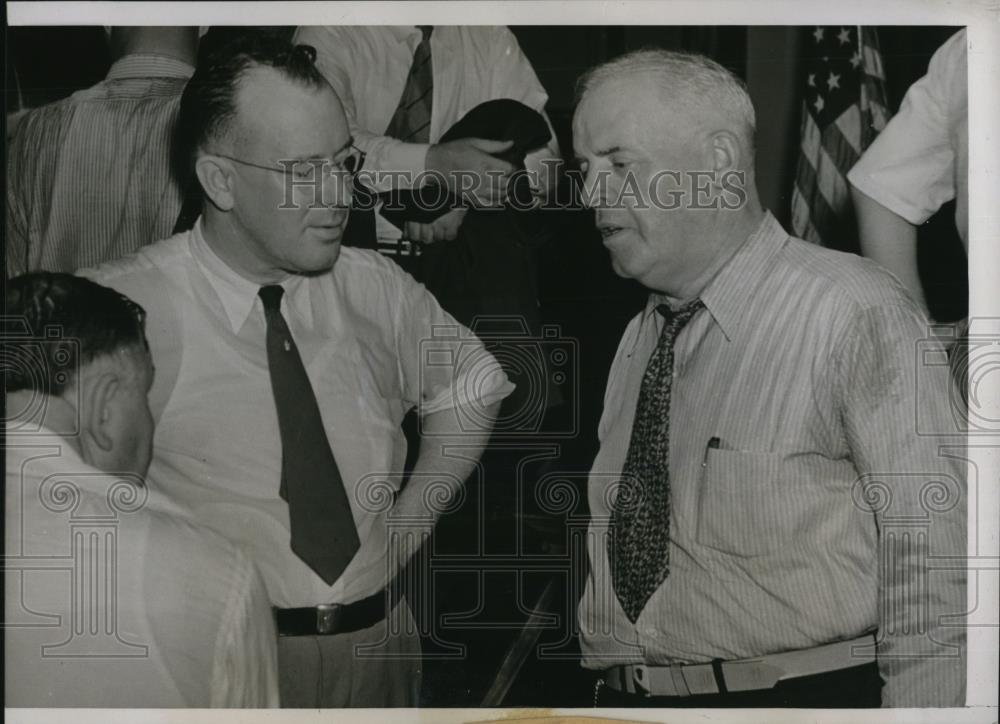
[259,285,360,585]
[609,298,704,623]
[384,26,434,143]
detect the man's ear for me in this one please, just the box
[709,130,742,175]
[79,371,119,465]
[195,155,236,212]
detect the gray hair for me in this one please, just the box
[576,49,757,160]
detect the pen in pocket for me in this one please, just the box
[702,436,721,468]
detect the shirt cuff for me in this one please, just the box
[385,142,431,184]
[421,364,515,417]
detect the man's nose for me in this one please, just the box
[580,166,610,210]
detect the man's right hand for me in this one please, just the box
[425,138,515,206]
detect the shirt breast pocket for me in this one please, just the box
[695,448,791,557]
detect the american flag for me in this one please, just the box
[791,26,890,249]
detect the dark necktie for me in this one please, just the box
[384,26,433,143]
[609,298,704,623]
[259,285,360,584]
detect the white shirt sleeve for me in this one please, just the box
[385,258,515,416]
[847,29,966,225]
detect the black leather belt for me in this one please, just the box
[376,238,423,258]
[274,589,397,637]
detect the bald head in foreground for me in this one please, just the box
[574,50,965,708]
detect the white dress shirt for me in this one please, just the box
[579,213,966,707]
[4,428,279,707]
[82,220,513,609]
[294,25,559,247]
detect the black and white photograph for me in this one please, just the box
[3,1,998,722]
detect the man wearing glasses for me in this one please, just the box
[83,35,512,708]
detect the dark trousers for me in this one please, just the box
[595,662,884,708]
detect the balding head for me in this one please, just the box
[577,49,757,168]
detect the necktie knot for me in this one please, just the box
[259,285,284,312]
[656,298,704,335]
[417,25,433,42]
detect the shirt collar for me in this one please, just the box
[189,218,314,334]
[388,26,435,47]
[105,53,195,81]
[388,26,422,42]
[640,211,788,341]
[5,422,86,471]
[4,423,152,498]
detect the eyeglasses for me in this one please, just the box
[210,145,366,183]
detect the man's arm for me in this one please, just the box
[295,26,516,202]
[851,185,926,312]
[835,301,966,707]
[846,30,965,316]
[385,401,500,567]
[331,255,514,603]
[6,126,33,277]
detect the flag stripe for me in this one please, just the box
[795,154,841,235]
[792,25,891,248]
[823,119,861,177]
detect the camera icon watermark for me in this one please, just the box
[914,318,1000,436]
[1,315,82,435]
[418,318,579,438]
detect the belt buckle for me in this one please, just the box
[316,603,342,635]
[628,664,650,695]
[399,238,422,257]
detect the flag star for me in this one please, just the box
[822,55,829,63]
[838,27,851,45]
[813,27,825,43]
[808,73,816,87]
[284,340,291,352]
[850,51,862,69]
[827,72,841,90]
[813,95,825,113]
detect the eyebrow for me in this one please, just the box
[574,145,625,163]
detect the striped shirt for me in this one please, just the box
[579,212,966,707]
[6,54,193,276]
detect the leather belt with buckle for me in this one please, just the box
[274,588,398,637]
[377,238,423,258]
[602,633,877,697]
